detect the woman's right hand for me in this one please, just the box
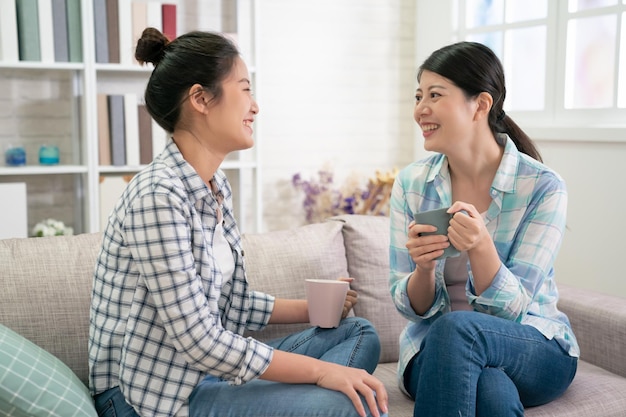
[261,350,388,417]
[315,361,388,417]
[406,220,450,271]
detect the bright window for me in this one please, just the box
[453,0,626,125]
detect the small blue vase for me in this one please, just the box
[5,146,26,166]
[39,145,60,165]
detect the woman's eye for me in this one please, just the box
[415,95,422,102]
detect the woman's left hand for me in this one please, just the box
[338,277,357,318]
[447,202,490,252]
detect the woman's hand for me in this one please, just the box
[406,220,449,271]
[315,362,388,417]
[262,350,388,417]
[446,202,489,252]
[338,277,357,318]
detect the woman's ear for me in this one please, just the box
[474,92,493,121]
[188,84,209,114]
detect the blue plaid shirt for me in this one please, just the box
[389,136,580,394]
[89,140,275,417]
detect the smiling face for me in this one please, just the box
[414,70,480,155]
[205,56,259,155]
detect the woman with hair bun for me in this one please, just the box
[89,28,388,417]
[389,41,579,416]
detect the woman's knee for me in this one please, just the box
[425,311,476,344]
[343,317,380,344]
[476,367,524,417]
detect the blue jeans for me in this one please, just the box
[403,311,577,417]
[93,317,386,417]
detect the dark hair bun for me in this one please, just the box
[135,27,169,65]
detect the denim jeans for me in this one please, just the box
[403,311,578,417]
[93,317,386,417]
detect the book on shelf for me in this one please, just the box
[99,175,131,230]
[124,93,140,166]
[93,0,109,63]
[38,0,55,63]
[108,94,126,166]
[51,0,69,62]
[118,0,133,66]
[97,94,112,165]
[105,0,120,63]
[0,183,28,239]
[98,95,165,166]
[16,0,41,61]
[131,1,147,65]
[162,3,176,41]
[146,1,162,33]
[66,0,82,62]
[0,1,19,62]
[152,119,168,159]
[138,104,153,165]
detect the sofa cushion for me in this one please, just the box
[525,360,626,417]
[0,324,97,417]
[331,215,407,363]
[0,232,102,386]
[243,220,349,342]
[374,360,626,417]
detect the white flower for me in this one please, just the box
[32,218,73,237]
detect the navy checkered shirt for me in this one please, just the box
[89,140,274,417]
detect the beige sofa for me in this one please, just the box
[1,214,626,416]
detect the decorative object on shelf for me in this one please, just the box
[38,145,60,165]
[292,166,398,223]
[5,145,26,166]
[32,218,73,237]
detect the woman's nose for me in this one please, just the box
[414,101,428,121]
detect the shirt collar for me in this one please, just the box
[491,135,519,195]
[160,138,224,204]
[427,134,520,196]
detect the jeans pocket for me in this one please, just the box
[97,398,116,417]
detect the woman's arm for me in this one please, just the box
[268,278,357,324]
[268,299,308,324]
[260,349,388,417]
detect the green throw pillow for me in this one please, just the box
[0,324,97,417]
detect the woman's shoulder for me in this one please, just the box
[516,152,566,188]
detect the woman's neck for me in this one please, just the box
[447,137,504,210]
[172,129,224,185]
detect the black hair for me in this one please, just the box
[418,41,542,161]
[135,28,240,133]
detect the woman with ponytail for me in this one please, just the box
[89,28,388,417]
[389,41,578,416]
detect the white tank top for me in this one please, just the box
[213,222,235,282]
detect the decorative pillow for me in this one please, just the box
[0,324,97,417]
[331,214,407,364]
[242,220,349,342]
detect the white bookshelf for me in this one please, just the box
[0,0,262,236]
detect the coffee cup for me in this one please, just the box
[305,279,349,328]
[414,207,462,260]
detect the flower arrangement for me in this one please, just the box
[32,218,73,237]
[292,167,398,223]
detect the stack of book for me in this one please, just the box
[0,0,176,64]
[1,0,82,62]
[97,93,168,167]
[94,0,177,65]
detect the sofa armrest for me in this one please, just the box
[557,284,626,378]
